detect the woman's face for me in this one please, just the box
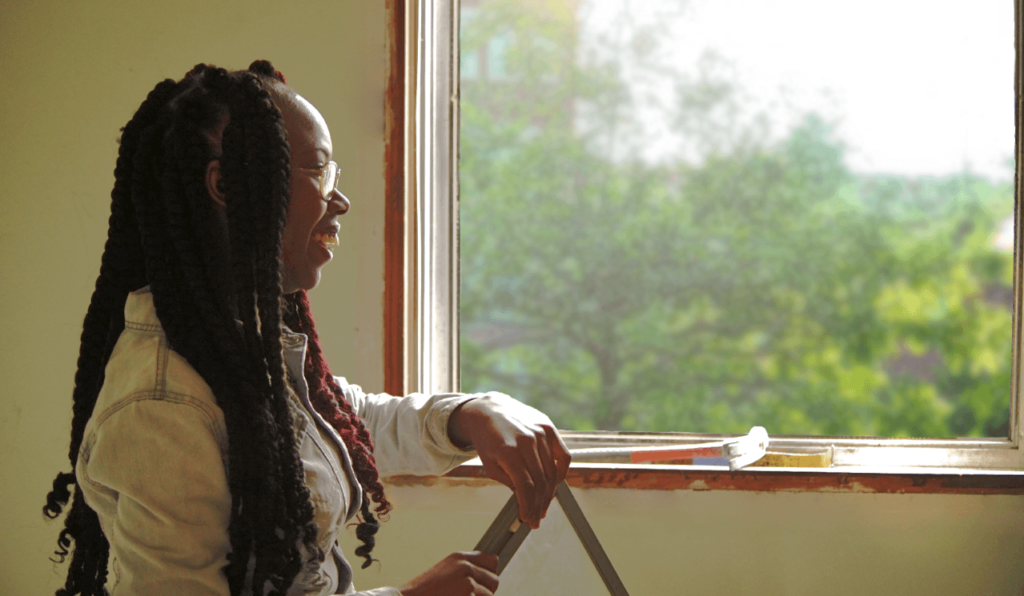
[277,92,351,294]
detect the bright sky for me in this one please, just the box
[581,0,1015,181]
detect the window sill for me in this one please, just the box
[384,462,1024,495]
[560,430,1024,472]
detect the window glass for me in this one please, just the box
[459,0,1016,438]
[461,6,481,80]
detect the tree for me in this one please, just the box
[458,0,1013,437]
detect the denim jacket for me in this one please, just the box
[76,288,488,595]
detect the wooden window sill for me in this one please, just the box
[383,462,1024,495]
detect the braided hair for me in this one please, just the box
[283,291,393,567]
[43,61,390,596]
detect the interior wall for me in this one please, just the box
[3,2,1024,596]
[344,480,1024,595]
[0,2,386,594]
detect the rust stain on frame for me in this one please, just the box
[384,0,407,396]
[427,464,1024,495]
[385,475,496,489]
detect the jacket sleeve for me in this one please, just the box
[77,394,232,596]
[336,377,486,477]
[349,587,403,595]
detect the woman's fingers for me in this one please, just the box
[547,424,572,483]
[452,552,499,595]
[463,552,500,592]
[495,425,569,528]
[398,551,499,596]
[519,424,571,524]
[464,550,499,572]
[481,457,515,489]
[494,447,540,528]
[532,431,559,518]
[453,395,572,529]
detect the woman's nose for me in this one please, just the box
[329,188,351,215]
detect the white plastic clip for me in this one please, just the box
[722,426,769,470]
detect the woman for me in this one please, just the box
[43,61,569,596]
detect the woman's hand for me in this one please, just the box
[398,551,499,596]
[448,395,571,529]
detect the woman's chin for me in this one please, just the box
[281,262,323,294]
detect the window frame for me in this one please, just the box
[386,0,1024,474]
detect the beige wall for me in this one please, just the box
[346,480,1024,595]
[3,2,1024,595]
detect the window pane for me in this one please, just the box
[459,0,1015,437]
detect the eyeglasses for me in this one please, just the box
[292,161,341,201]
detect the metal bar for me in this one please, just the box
[475,492,532,574]
[556,483,630,596]
[473,483,630,593]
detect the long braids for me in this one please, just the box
[43,77,181,596]
[42,61,354,596]
[283,291,393,568]
[210,64,320,593]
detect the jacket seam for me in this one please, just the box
[302,426,347,501]
[124,320,162,333]
[80,390,228,465]
[156,335,169,392]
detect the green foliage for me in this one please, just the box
[458,0,1014,437]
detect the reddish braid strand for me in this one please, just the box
[283,291,392,568]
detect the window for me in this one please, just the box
[393,0,1024,472]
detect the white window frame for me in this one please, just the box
[404,0,1024,472]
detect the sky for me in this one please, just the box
[580,0,1015,181]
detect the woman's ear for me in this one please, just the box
[205,159,227,207]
